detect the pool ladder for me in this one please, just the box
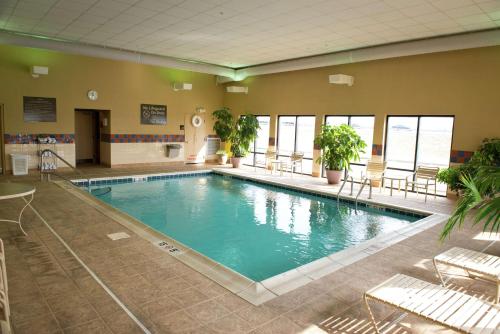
[336,173,367,209]
[39,149,111,196]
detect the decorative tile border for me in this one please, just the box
[4,133,74,144]
[75,170,426,219]
[450,150,473,163]
[101,134,185,143]
[372,144,383,156]
[73,171,212,187]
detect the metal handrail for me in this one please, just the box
[39,149,91,187]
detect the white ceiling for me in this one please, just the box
[1,0,499,68]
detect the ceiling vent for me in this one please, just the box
[226,86,248,94]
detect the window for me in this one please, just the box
[243,116,270,167]
[324,115,375,177]
[277,116,315,174]
[385,116,454,195]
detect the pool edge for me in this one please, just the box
[58,169,449,305]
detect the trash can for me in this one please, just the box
[11,154,29,175]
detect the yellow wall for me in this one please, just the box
[1,43,499,170]
[224,46,500,152]
[0,44,224,136]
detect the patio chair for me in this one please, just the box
[355,161,387,200]
[405,166,439,202]
[280,151,304,176]
[434,247,500,304]
[264,149,281,174]
[364,274,500,334]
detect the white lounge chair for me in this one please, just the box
[434,247,500,304]
[364,274,500,334]
[405,166,439,202]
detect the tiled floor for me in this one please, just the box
[0,164,497,334]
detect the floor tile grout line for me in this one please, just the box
[9,232,65,333]
[28,217,118,334]
[23,198,152,334]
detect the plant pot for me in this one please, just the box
[231,157,241,168]
[217,154,228,165]
[325,169,342,184]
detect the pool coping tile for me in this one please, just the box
[60,168,448,305]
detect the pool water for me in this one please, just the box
[90,174,420,281]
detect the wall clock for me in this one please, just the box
[87,90,98,101]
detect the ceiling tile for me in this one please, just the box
[1,0,497,68]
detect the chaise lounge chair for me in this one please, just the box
[364,274,500,334]
[434,247,500,304]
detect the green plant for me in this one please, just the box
[437,167,462,192]
[212,107,233,142]
[471,137,500,166]
[229,114,260,157]
[440,166,500,240]
[437,138,499,193]
[314,124,366,170]
[212,108,260,158]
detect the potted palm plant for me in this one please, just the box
[212,108,260,168]
[314,124,366,184]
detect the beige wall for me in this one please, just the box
[224,46,500,175]
[0,44,224,168]
[1,43,499,171]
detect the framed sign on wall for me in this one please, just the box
[141,104,167,125]
[23,96,57,122]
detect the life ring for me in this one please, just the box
[192,115,203,127]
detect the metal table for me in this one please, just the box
[383,176,405,196]
[0,183,36,235]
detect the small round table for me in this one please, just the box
[383,176,405,196]
[0,183,36,235]
[270,160,284,176]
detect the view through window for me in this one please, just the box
[243,116,270,167]
[385,116,454,194]
[277,116,315,174]
[324,115,375,177]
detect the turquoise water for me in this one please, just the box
[91,174,420,281]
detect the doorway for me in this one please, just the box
[74,109,102,166]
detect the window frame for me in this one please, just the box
[276,115,316,175]
[384,115,455,195]
[243,115,271,168]
[322,114,375,177]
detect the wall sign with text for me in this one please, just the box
[23,96,57,122]
[141,104,167,125]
